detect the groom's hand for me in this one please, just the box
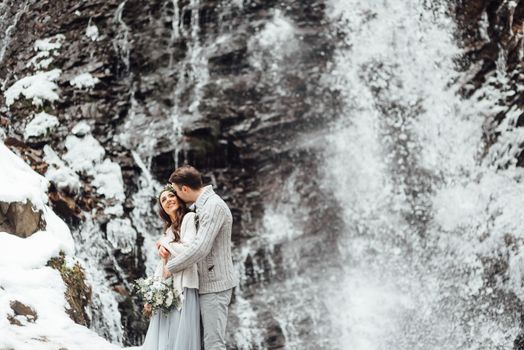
[158,246,170,259]
[163,265,172,279]
[143,303,152,318]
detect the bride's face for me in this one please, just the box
[160,191,180,215]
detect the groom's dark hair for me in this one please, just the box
[169,165,203,190]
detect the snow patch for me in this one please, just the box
[43,145,81,194]
[92,159,125,201]
[26,34,65,70]
[23,111,59,140]
[0,266,120,350]
[33,34,65,52]
[70,72,99,89]
[26,51,53,70]
[61,128,126,211]
[0,143,48,208]
[86,21,99,41]
[4,69,61,107]
[72,121,91,136]
[63,134,105,173]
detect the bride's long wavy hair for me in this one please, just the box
[158,186,189,243]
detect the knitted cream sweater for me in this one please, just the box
[166,185,239,294]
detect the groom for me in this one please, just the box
[161,165,239,349]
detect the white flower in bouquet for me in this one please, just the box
[155,293,163,306]
[165,291,174,307]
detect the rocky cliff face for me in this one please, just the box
[1,0,342,347]
[2,0,524,349]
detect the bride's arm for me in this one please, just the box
[159,213,197,256]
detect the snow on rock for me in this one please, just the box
[106,218,136,254]
[5,34,65,107]
[62,124,125,207]
[63,134,105,173]
[70,72,99,89]
[26,34,65,70]
[26,51,53,70]
[43,145,81,194]
[4,69,61,107]
[0,210,73,269]
[0,143,119,350]
[0,142,72,261]
[0,267,121,350]
[72,121,91,136]
[92,159,126,201]
[0,143,48,208]
[86,21,99,41]
[33,34,65,52]
[23,112,59,140]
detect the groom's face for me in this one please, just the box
[172,183,191,203]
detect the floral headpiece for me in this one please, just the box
[159,183,176,198]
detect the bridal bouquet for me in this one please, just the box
[132,276,181,315]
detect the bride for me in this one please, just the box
[141,184,201,350]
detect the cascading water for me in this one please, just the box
[321,1,524,349]
[0,1,30,66]
[113,0,131,76]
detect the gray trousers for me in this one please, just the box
[199,288,233,350]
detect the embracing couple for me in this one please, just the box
[141,165,239,350]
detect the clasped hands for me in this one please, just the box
[156,241,173,279]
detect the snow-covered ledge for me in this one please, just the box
[0,143,120,349]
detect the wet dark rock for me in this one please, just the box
[8,300,38,325]
[262,317,286,349]
[48,190,84,226]
[0,200,45,238]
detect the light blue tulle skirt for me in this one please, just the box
[141,288,201,350]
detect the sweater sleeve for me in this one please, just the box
[153,260,163,278]
[159,213,197,256]
[166,201,225,274]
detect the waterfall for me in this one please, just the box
[129,150,164,277]
[0,0,34,93]
[321,1,523,349]
[169,0,210,167]
[72,218,125,345]
[0,1,30,65]
[113,0,131,76]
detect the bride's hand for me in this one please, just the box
[158,246,170,259]
[143,303,152,318]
